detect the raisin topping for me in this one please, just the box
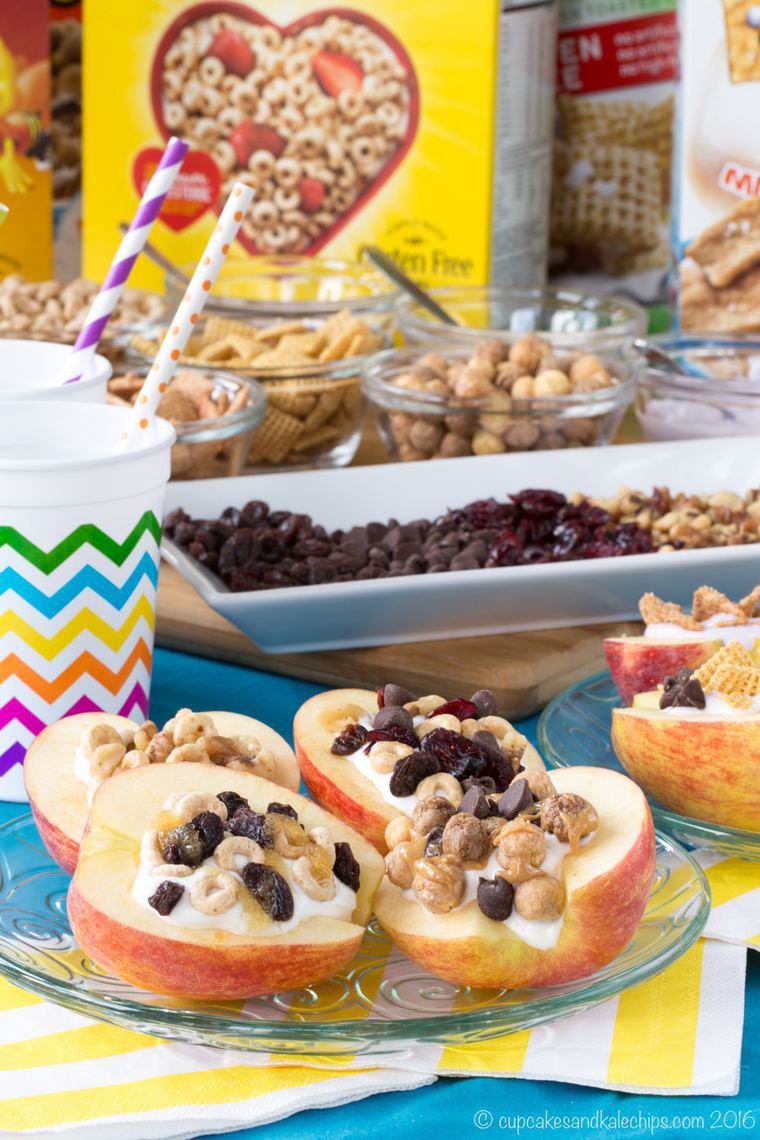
[659,668,706,710]
[216,790,249,816]
[148,880,185,916]
[241,862,294,921]
[476,877,514,921]
[190,811,225,859]
[389,751,441,797]
[228,808,273,847]
[331,723,369,754]
[163,823,204,867]
[267,801,298,820]
[333,841,361,891]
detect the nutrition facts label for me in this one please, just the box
[491,1,557,284]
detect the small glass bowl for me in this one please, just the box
[630,334,760,442]
[397,285,647,353]
[364,347,634,461]
[108,367,266,480]
[164,255,398,330]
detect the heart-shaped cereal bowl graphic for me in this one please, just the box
[150,3,419,255]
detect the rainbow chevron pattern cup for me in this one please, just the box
[0,402,175,801]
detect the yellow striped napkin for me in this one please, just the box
[698,854,760,950]
[0,938,745,1135]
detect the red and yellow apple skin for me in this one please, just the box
[604,637,722,706]
[374,767,655,989]
[612,694,760,831]
[68,763,384,1000]
[293,689,546,853]
[24,710,300,874]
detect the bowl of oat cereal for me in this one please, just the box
[108,367,266,480]
[398,286,646,355]
[363,343,634,461]
[129,306,388,470]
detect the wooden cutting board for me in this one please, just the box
[155,561,640,719]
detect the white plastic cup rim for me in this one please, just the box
[0,338,112,401]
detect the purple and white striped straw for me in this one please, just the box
[62,136,188,385]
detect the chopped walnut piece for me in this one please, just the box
[638,592,703,630]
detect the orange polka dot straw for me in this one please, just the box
[119,181,255,449]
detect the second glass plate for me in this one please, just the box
[0,811,708,1060]
[538,670,760,860]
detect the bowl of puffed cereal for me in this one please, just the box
[363,341,634,461]
[108,367,266,480]
[128,306,388,470]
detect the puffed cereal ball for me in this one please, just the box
[534,370,572,397]
[508,336,543,373]
[472,429,505,456]
[408,419,444,455]
[511,375,536,399]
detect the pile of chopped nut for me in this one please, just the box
[384,769,598,922]
[144,787,360,921]
[330,684,530,802]
[80,709,276,796]
[577,486,760,550]
[0,275,163,337]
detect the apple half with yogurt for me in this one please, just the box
[25,708,299,874]
[374,765,655,989]
[294,684,546,852]
[68,762,383,999]
[605,587,760,705]
[612,642,760,831]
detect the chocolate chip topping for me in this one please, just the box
[383,683,415,707]
[476,876,514,921]
[471,689,497,717]
[373,705,414,732]
[497,778,534,820]
[457,785,494,819]
[659,668,706,710]
[425,826,444,857]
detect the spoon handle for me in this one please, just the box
[362,245,459,326]
[118,222,190,286]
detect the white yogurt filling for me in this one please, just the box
[661,690,760,717]
[132,831,357,937]
[644,616,760,649]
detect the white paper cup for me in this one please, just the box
[0,402,175,801]
[0,339,111,402]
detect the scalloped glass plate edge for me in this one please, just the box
[0,812,709,1059]
[538,669,760,861]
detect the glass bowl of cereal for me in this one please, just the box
[630,334,760,442]
[164,256,398,329]
[128,308,388,470]
[363,341,634,461]
[108,367,266,480]
[397,286,647,354]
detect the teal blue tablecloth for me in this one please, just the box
[1,647,757,1140]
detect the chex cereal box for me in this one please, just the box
[550,0,678,303]
[674,0,760,331]
[83,1,557,290]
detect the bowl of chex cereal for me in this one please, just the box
[129,309,387,470]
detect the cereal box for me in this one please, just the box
[50,1,82,278]
[0,0,53,281]
[550,0,678,303]
[674,0,760,331]
[83,1,557,291]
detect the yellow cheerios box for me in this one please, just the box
[83,0,556,290]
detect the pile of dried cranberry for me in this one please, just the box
[165,490,654,593]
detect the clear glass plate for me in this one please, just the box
[539,671,760,861]
[0,813,709,1059]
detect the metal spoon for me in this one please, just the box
[118,222,189,287]
[362,245,459,326]
[631,337,683,373]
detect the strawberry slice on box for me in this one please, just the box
[230,122,286,166]
[299,177,325,214]
[312,50,363,97]
[207,29,256,78]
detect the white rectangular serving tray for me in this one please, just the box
[162,439,760,653]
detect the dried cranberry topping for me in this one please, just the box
[426,698,477,721]
[331,723,369,755]
[363,724,419,753]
